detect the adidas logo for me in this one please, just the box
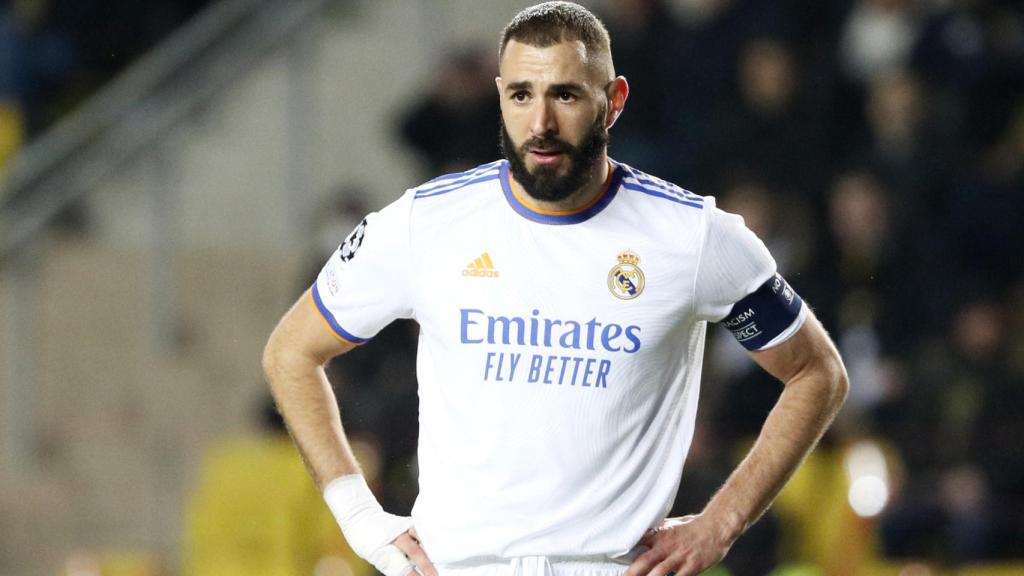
[463,252,500,278]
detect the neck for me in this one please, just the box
[511,153,612,213]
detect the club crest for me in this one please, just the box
[608,249,645,300]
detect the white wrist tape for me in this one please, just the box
[324,474,415,576]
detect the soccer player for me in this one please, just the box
[262,3,849,576]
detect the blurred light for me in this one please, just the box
[848,475,888,517]
[844,440,891,518]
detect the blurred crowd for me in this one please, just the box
[327,0,1024,573]
[0,0,210,171]
[4,0,1023,573]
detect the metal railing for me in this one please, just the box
[0,0,332,264]
[0,0,333,478]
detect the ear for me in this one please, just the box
[495,76,503,95]
[605,76,629,129]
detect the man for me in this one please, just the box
[262,3,849,576]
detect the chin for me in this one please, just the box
[527,162,570,178]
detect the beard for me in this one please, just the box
[499,108,609,203]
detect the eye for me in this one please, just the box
[511,91,529,103]
[557,91,577,103]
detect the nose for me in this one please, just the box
[529,98,557,137]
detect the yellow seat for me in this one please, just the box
[0,100,25,170]
[183,436,371,576]
[773,438,903,574]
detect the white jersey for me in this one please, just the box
[312,159,804,565]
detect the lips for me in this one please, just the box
[528,148,566,165]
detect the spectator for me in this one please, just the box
[881,298,1011,561]
[698,37,828,198]
[853,69,960,224]
[304,183,371,286]
[398,45,500,177]
[948,99,1024,286]
[0,0,75,133]
[183,397,372,576]
[599,0,688,179]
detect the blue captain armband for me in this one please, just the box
[721,273,804,351]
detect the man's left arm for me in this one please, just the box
[626,308,849,576]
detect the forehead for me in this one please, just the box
[499,39,601,85]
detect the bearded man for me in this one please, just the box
[263,3,848,576]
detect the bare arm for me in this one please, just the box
[262,289,437,576]
[627,309,849,576]
[262,288,359,487]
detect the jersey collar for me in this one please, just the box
[500,160,622,225]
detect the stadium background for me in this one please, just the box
[1,0,1022,575]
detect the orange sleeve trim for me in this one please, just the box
[509,161,616,215]
[308,289,365,347]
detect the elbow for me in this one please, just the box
[262,328,291,389]
[262,325,325,391]
[823,352,850,413]
[262,337,280,387]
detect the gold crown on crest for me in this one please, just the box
[616,250,640,266]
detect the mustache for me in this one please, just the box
[521,136,572,153]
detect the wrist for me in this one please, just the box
[323,474,381,526]
[322,474,413,558]
[698,504,747,545]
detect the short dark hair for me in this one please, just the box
[499,2,612,70]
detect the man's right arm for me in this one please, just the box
[262,287,359,487]
[262,288,437,576]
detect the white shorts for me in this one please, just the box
[437,556,630,576]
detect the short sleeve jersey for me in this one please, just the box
[312,160,804,564]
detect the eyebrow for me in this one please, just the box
[549,82,586,94]
[504,81,587,94]
[505,81,532,92]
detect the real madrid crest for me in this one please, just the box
[608,249,645,300]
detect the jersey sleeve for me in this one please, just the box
[310,190,416,344]
[694,200,806,350]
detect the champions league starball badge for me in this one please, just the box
[338,218,367,262]
[608,249,645,300]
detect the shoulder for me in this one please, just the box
[411,160,505,201]
[609,162,713,244]
[616,162,708,212]
[613,163,762,239]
